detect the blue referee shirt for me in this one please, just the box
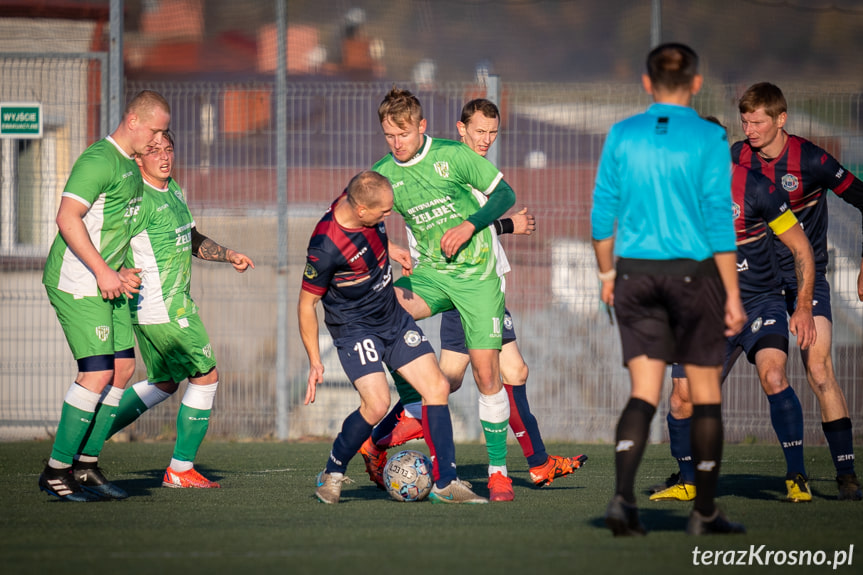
[591,103,736,261]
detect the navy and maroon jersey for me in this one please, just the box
[731,163,797,301]
[302,194,398,339]
[732,133,863,277]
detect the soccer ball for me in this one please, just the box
[383,449,434,502]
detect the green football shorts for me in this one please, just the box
[395,267,504,350]
[133,314,217,384]
[45,286,135,360]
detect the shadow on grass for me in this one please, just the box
[588,506,689,533]
[116,468,165,496]
[454,462,488,484]
[347,482,392,502]
[718,473,783,501]
[721,473,845,501]
[118,465,225,496]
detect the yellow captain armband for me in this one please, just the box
[768,209,799,236]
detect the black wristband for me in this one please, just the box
[496,218,514,235]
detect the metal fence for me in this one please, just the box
[1,71,861,445]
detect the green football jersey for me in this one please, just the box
[126,178,197,325]
[372,136,504,280]
[42,137,143,296]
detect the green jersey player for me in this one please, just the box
[372,87,518,501]
[39,90,171,502]
[107,132,254,489]
[361,98,587,497]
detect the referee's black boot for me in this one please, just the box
[605,494,646,536]
[686,507,745,535]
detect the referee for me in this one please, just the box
[591,43,746,536]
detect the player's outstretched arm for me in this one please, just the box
[190,227,255,272]
[298,289,324,405]
[776,224,816,349]
[388,241,413,276]
[493,208,536,236]
[226,250,254,272]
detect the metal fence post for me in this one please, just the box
[109,0,123,131]
[486,74,501,168]
[275,0,290,439]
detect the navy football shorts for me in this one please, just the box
[334,309,435,382]
[783,271,832,323]
[670,293,788,380]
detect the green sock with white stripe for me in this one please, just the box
[173,382,218,463]
[49,383,99,467]
[479,388,510,470]
[79,385,124,457]
[109,380,171,437]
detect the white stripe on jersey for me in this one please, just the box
[57,193,106,296]
[130,229,171,324]
[470,187,511,278]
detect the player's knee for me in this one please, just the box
[760,367,788,395]
[156,381,180,395]
[77,369,114,392]
[192,366,219,385]
[424,374,451,404]
[471,366,496,392]
[805,358,835,394]
[475,379,502,396]
[806,360,831,382]
[447,376,463,393]
[366,399,391,424]
[501,360,528,387]
[440,357,468,393]
[114,364,135,386]
[807,373,836,398]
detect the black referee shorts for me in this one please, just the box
[613,258,727,368]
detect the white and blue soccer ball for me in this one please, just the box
[383,449,433,502]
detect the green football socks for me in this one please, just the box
[49,383,99,466]
[79,386,123,457]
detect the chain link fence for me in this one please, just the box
[1,70,860,444]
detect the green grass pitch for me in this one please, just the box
[1,441,860,575]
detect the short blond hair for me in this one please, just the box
[377,86,423,129]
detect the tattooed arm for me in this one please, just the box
[190,227,255,272]
[776,223,816,350]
